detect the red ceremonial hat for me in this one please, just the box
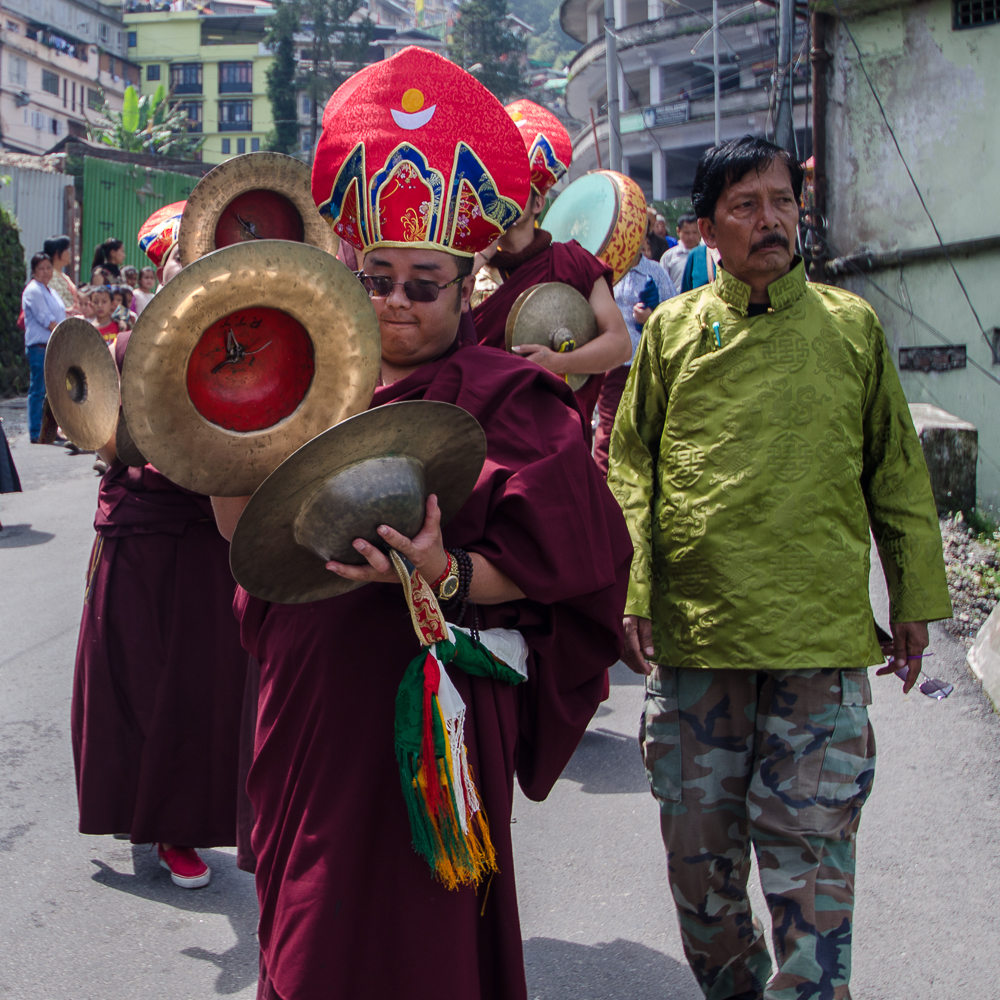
[311,47,531,257]
[504,99,572,198]
[138,201,186,267]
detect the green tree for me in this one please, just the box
[0,197,27,398]
[86,85,205,160]
[265,0,301,154]
[451,0,526,102]
[294,0,373,159]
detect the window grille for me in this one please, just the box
[147,64,160,81]
[42,70,59,94]
[954,0,998,27]
[88,87,102,111]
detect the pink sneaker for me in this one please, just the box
[157,844,211,888]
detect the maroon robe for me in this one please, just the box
[238,341,632,1000]
[471,231,614,436]
[71,331,246,847]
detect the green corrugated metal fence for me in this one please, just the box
[82,157,199,279]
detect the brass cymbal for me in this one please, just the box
[43,318,119,450]
[504,281,598,392]
[115,409,146,467]
[121,240,381,497]
[230,401,487,605]
[178,152,338,266]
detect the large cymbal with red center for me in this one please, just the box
[43,318,119,450]
[121,240,381,496]
[178,152,338,266]
[230,401,487,604]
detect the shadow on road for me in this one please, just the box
[524,936,698,999]
[560,727,648,795]
[91,847,258,995]
[0,524,55,548]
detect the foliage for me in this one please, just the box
[518,1,580,70]
[86,85,205,160]
[265,0,300,154]
[451,0,526,103]
[287,0,373,156]
[0,202,28,398]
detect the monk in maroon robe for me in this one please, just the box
[212,242,632,999]
[470,191,631,439]
[71,220,248,888]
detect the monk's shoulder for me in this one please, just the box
[443,345,580,410]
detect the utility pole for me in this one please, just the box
[774,0,795,152]
[712,0,720,146]
[604,0,622,171]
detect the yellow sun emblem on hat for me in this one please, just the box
[392,88,437,130]
[508,109,527,128]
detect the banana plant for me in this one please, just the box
[86,84,205,159]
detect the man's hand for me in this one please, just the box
[511,341,572,375]
[874,619,929,694]
[632,304,653,325]
[623,615,654,676]
[326,494,449,586]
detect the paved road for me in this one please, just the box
[2,404,1000,999]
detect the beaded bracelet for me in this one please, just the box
[442,547,474,632]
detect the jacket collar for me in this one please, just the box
[713,256,806,315]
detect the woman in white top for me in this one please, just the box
[21,252,67,443]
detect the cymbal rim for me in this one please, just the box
[178,151,338,266]
[43,318,119,450]
[120,240,381,496]
[230,400,487,605]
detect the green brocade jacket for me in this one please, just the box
[607,259,952,671]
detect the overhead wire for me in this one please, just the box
[830,0,993,356]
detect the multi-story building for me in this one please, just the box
[125,5,275,164]
[560,0,809,202]
[0,0,139,155]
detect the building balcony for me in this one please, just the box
[172,82,203,94]
[218,81,252,93]
[218,120,251,132]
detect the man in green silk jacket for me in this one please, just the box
[608,136,951,1000]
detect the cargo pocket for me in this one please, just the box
[639,666,682,804]
[797,669,876,836]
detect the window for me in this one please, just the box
[147,64,160,81]
[217,99,251,131]
[88,87,102,111]
[8,55,27,86]
[99,22,108,42]
[176,101,203,133]
[301,131,312,152]
[301,95,311,114]
[50,116,61,135]
[218,61,252,93]
[117,31,123,48]
[42,70,59,95]
[170,63,203,94]
[6,20,19,33]
[237,138,246,154]
[127,30,136,46]
[251,137,260,152]
[31,111,46,129]
[954,0,998,26]
[221,138,231,154]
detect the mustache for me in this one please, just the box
[750,232,791,253]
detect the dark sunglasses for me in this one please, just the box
[356,272,463,303]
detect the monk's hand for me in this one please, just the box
[632,304,653,324]
[511,342,571,375]
[623,615,654,676]
[472,239,500,274]
[874,619,929,694]
[325,494,449,586]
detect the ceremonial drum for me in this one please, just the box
[542,170,647,284]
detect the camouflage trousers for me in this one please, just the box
[639,667,876,1000]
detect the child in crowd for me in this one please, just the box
[132,266,156,316]
[90,285,123,343]
[121,265,139,289]
[115,286,138,329]
[91,266,113,286]
[75,285,95,321]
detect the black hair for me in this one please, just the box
[691,135,803,221]
[677,213,698,228]
[91,284,113,299]
[43,235,71,258]
[91,237,124,272]
[454,255,474,279]
[30,252,52,275]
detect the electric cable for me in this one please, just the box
[830,0,993,356]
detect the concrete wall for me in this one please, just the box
[826,0,1000,512]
